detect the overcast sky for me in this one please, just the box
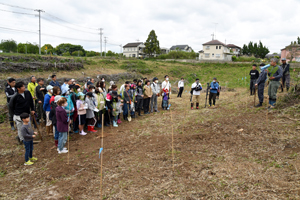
[1,0,299,54]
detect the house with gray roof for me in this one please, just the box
[170,45,193,52]
[199,40,233,61]
[123,42,145,58]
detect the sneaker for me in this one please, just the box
[154,110,160,113]
[196,107,199,109]
[11,126,15,131]
[58,149,68,154]
[74,130,79,134]
[24,160,34,165]
[191,107,193,110]
[29,157,38,161]
[255,103,262,107]
[79,131,87,136]
[57,147,67,151]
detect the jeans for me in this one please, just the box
[23,140,33,162]
[54,125,59,140]
[58,132,67,151]
[150,94,158,112]
[257,83,265,103]
[123,102,128,116]
[250,79,257,95]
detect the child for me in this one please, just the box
[117,95,123,124]
[123,84,132,120]
[111,91,119,127]
[76,92,87,135]
[162,89,169,110]
[135,80,143,116]
[56,97,69,154]
[49,95,61,147]
[20,112,38,165]
[85,92,97,132]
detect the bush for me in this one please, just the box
[72,51,84,57]
[62,52,71,56]
[232,55,237,61]
[120,60,153,74]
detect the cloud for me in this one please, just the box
[0,0,299,54]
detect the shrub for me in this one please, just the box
[232,55,237,61]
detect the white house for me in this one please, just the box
[170,45,193,52]
[226,44,241,56]
[199,40,233,61]
[123,42,145,58]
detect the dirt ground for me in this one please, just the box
[0,88,299,200]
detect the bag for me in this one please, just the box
[195,83,202,91]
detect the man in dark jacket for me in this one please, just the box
[5,78,16,130]
[280,58,290,92]
[35,78,46,124]
[249,64,259,95]
[255,63,268,107]
[268,58,283,108]
[49,75,61,89]
[9,81,35,144]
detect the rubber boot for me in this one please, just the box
[95,123,102,128]
[191,103,194,110]
[113,121,118,127]
[117,119,122,124]
[55,140,58,147]
[87,126,91,132]
[196,103,199,109]
[255,102,262,107]
[49,124,53,136]
[90,126,97,132]
[138,109,142,116]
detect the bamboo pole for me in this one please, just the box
[100,113,104,199]
[67,111,70,165]
[170,110,174,171]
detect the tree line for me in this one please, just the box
[242,41,270,58]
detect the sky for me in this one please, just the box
[0,0,299,54]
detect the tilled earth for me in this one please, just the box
[0,89,299,200]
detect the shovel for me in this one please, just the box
[127,103,132,122]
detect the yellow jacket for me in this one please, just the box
[27,82,38,99]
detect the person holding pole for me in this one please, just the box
[249,64,259,95]
[255,63,268,107]
[280,58,290,92]
[267,58,283,108]
[209,77,219,107]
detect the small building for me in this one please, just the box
[160,47,170,54]
[123,42,145,58]
[226,44,241,56]
[199,40,233,61]
[170,45,193,52]
[281,44,300,62]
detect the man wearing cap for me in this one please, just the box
[255,63,268,107]
[49,75,61,89]
[9,81,35,144]
[209,77,219,107]
[150,77,160,113]
[280,58,290,92]
[267,58,283,108]
[43,85,53,135]
[5,78,16,130]
[249,64,259,95]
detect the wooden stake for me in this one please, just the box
[254,86,256,107]
[170,110,174,171]
[32,114,43,141]
[100,113,104,199]
[67,111,70,165]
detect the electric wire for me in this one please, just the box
[0,8,36,16]
[0,2,35,11]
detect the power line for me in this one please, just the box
[0,26,38,34]
[0,2,35,11]
[0,8,36,16]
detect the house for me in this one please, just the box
[198,40,232,61]
[123,42,145,58]
[226,44,241,56]
[170,45,193,52]
[281,44,300,62]
[160,47,170,54]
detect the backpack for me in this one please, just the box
[195,83,202,91]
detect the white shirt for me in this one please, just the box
[191,82,202,95]
[178,80,184,88]
[161,81,171,91]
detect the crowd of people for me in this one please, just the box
[4,57,288,166]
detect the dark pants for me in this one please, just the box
[73,117,79,132]
[177,87,184,97]
[250,79,257,95]
[36,102,45,122]
[23,140,33,162]
[281,74,290,91]
[143,98,150,113]
[257,83,265,103]
[209,93,217,106]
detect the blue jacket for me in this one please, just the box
[43,93,52,111]
[49,80,61,89]
[210,82,219,94]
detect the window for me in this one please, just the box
[212,53,214,57]
[205,53,210,58]
[132,54,136,57]
[216,46,218,49]
[219,46,221,49]
[129,54,131,57]
[216,54,221,58]
[206,46,210,50]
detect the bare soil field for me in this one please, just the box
[0,88,299,199]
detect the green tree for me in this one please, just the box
[0,39,17,53]
[54,43,85,55]
[242,41,269,58]
[297,36,300,44]
[242,44,249,56]
[144,30,160,57]
[17,42,39,54]
[41,44,53,55]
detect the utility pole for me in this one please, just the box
[99,28,103,57]
[35,9,44,55]
[120,44,122,54]
[213,22,218,40]
[104,37,107,57]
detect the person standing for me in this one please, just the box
[177,78,184,98]
[280,58,290,92]
[161,75,171,108]
[255,63,268,107]
[9,82,35,144]
[5,78,16,131]
[209,77,219,107]
[143,80,153,114]
[49,75,61,89]
[43,85,53,136]
[27,76,38,100]
[135,80,144,116]
[150,77,160,113]
[267,58,283,108]
[190,78,202,109]
[35,78,46,124]
[249,64,259,95]
[56,97,69,154]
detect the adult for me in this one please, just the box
[177,78,184,98]
[150,77,160,113]
[49,75,61,89]
[209,77,219,107]
[267,58,283,108]
[35,78,47,124]
[135,80,144,116]
[9,81,35,144]
[27,76,38,100]
[43,85,54,135]
[280,58,290,92]
[190,78,202,109]
[5,78,16,130]
[249,64,259,95]
[255,63,268,107]
[143,80,153,114]
[61,79,72,95]
[91,78,95,84]
[119,81,130,97]
[69,84,80,133]
[161,75,171,108]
